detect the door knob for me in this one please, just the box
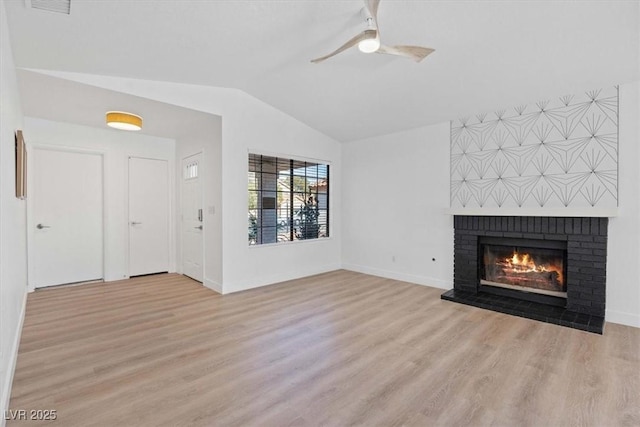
[130,221,142,226]
[36,223,51,229]
[194,225,203,230]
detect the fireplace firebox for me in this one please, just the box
[442,216,608,334]
[479,237,567,305]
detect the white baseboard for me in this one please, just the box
[606,309,640,328]
[204,278,222,294]
[224,263,342,294]
[342,263,452,290]
[1,291,27,427]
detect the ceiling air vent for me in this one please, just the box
[28,0,71,15]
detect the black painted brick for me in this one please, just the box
[523,233,545,240]
[541,217,549,233]
[514,218,521,232]
[582,218,591,234]
[580,293,603,302]
[581,242,606,249]
[580,257,605,265]
[544,234,568,241]
[580,267,606,275]
[571,235,596,242]
[573,219,581,234]
[599,218,608,235]
[503,232,523,238]
[453,215,607,323]
[565,218,574,234]
[570,261,589,269]
[571,248,596,255]
[456,229,474,235]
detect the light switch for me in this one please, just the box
[208,206,215,215]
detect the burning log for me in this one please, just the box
[493,268,561,291]
[483,249,565,292]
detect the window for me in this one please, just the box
[248,153,329,245]
[184,161,198,179]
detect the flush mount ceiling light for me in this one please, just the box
[27,0,71,15]
[106,111,143,131]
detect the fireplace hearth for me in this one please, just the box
[442,216,608,334]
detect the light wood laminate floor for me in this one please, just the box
[8,271,640,426]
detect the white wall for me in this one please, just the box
[23,118,176,285]
[0,0,27,420]
[606,80,640,327]
[35,71,343,294]
[342,122,453,289]
[175,117,223,292]
[225,94,342,293]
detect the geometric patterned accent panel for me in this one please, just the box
[451,87,618,209]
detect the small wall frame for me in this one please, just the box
[15,130,26,199]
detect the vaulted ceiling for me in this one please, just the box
[4,0,639,141]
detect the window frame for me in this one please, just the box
[248,151,330,246]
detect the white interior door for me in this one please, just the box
[129,157,169,276]
[181,153,203,282]
[31,148,103,288]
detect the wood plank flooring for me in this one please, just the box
[8,271,640,426]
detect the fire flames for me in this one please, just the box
[503,251,564,286]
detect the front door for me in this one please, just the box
[30,148,103,288]
[128,157,169,276]
[181,153,203,282]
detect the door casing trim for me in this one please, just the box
[26,144,106,292]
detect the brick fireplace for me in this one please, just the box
[442,216,608,333]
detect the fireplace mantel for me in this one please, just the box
[448,207,618,218]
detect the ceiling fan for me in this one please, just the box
[311,0,434,64]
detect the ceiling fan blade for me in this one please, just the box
[364,0,380,24]
[376,45,435,62]
[311,29,377,63]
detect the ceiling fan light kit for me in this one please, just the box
[358,37,380,53]
[106,111,143,131]
[311,0,434,64]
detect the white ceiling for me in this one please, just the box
[16,69,218,141]
[5,0,640,142]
